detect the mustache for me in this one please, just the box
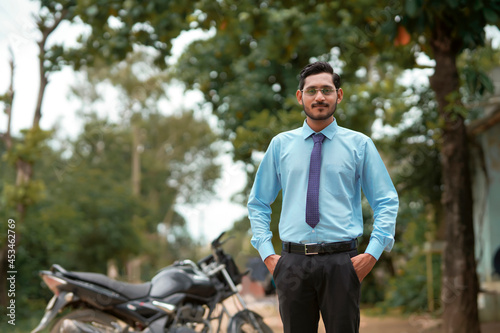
[312,102,329,107]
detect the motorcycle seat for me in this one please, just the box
[64,271,152,300]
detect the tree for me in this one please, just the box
[67,53,222,265]
[0,0,77,306]
[376,85,444,312]
[50,0,198,70]
[1,0,221,312]
[4,98,222,321]
[394,2,500,331]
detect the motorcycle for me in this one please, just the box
[32,232,273,333]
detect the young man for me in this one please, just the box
[248,62,399,332]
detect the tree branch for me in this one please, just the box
[1,47,15,150]
[33,9,69,128]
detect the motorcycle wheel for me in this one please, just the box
[50,309,133,333]
[228,314,273,333]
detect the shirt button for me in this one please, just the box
[312,230,315,233]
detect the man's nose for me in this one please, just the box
[315,91,326,101]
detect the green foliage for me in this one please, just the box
[373,84,445,312]
[458,40,500,109]
[139,112,222,205]
[0,41,222,321]
[0,142,16,214]
[48,0,198,69]
[3,127,53,165]
[383,250,442,313]
[379,195,442,313]
[400,0,500,53]
[462,67,495,96]
[2,180,46,209]
[2,106,221,321]
[233,109,304,163]
[71,51,223,207]
[1,127,53,214]
[380,86,442,204]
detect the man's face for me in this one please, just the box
[296,73,343,122]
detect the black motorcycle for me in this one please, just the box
[32,232,273,333]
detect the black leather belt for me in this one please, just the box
[282,240,357,255]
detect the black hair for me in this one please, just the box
[298,61,341,90]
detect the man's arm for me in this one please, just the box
[360,138,399,261]
[248,137,282,261]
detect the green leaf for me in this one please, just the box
[473,1,484,11]
[86,5,99,17]
[478,72,495,93]
[405,0,420,17]
[446,0,460,9]
[483,8,499,24]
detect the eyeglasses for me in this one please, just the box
[301,88,338,96]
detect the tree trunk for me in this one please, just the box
[131,123,141,197]
[0,51,16,307]
[429,21,480,333]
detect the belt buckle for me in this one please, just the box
[304,243,318,255]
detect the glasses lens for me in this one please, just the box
[303,88,335,96]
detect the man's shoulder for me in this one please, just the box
[273,126,302,142]
[337,125,371,144]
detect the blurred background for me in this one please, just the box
[1,0,500,332]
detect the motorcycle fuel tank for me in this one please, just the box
[150,266,216,299]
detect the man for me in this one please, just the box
[247,61,398,333]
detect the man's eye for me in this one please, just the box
[322,89,334,95]
[305,89,317,94]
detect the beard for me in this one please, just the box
[302,100,338,121]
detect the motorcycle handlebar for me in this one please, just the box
[211,231,234,249]
[211,232,226,248]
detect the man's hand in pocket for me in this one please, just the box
[351,253,377,282]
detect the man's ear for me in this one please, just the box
[296,90,303,105]
[337,88,344,103]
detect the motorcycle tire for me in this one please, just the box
[227,310,273,333]
[50,309,134,333]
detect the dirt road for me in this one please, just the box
[244,296,500,333]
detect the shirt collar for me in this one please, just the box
[301,119,338,141]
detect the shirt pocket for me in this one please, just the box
[323,163,356,197]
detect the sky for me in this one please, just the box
[0,0,248,243]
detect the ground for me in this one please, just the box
[242,295,500,333]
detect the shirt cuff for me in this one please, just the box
[258,241,276,261]
[365,240,384,260]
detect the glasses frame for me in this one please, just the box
[300,88,339,97]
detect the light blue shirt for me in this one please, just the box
[248,119,399,261]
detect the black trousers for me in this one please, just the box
[273,249,360,333]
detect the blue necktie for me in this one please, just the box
[306,133,325,228]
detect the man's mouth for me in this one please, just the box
[313,103,329,108]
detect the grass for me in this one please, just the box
[1,311,46,333]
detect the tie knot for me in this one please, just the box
[312,133,325,144]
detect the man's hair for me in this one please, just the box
[298,61,341,91]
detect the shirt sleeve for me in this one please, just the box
[359,138,399,260]
[247,137,282,261]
